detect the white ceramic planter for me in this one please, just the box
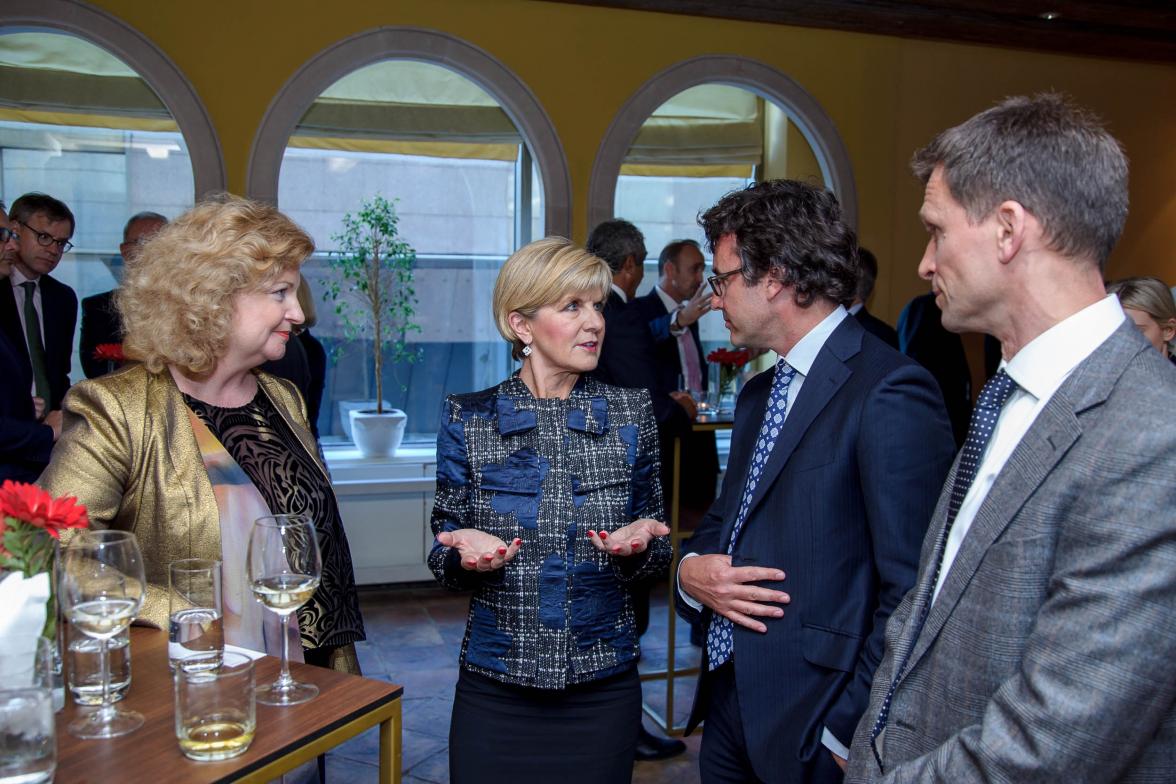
[349,408,408,458]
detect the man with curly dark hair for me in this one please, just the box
[676,179,955,783]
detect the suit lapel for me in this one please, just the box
[899,322,1141,677]
[0,280,27,364]
[740,318,857,524]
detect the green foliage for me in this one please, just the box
[325,195,421,414]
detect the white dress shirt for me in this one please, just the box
[931,295,1126,604]
[610,283,627,304]
[654,285,702,393]
[677,305,851,757]
[9,267,45,397]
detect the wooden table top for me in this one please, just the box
[55,627,403,784]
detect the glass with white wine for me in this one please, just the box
[247,514,321,706]
[57,529,146,738]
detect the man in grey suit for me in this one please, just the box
[847,93,1176,782]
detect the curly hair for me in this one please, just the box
[493,237,611,360]
[116,194,314,376]
[699,179,858,308]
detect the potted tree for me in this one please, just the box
[327,194,420,457]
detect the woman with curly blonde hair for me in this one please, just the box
[40,195,365,674]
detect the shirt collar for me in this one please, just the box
[1003,294,1125,401]
[654,285,681,312]
[783,305,849,377]
[10,266,36,286]
[847,302,863,315]
[610,283,628,304]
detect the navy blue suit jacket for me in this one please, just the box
[593,290,690,435]
[0,329,53,482]
[0,275,78,410]
[677,315,954,783]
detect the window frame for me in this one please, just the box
[589,55,858,233]
[2,0,226,199]
[244,26,570,238]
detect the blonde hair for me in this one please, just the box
[493,237,611,360]
[117,194,314,375]
[1108,276,1176,353]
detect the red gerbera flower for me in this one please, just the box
[0,480,89,539]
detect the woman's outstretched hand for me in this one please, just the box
[587,518,670,557]
[436,529,522,572]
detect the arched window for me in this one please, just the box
[591,56,856,353]
[0,1,222,382]
[249,29,569,442]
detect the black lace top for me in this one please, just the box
[183,388,365,650]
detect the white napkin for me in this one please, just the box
[0,571,50,687]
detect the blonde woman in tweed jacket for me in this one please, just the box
[429,237,671,784]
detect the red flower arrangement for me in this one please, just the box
[0,481,90,638]
[706,348,751,368]
[93,343,126,363]
[706,347,752,394]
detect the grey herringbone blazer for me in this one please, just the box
[847,320,1176,783]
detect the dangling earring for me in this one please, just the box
[521,344,532,357]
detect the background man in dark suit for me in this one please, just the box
[79,210,167,378]
[585,218,692,761]
[848,94,1176,783]
[631,239,719,526]
[1,192,77,413]
[677,180,955,783]
[849,247,899,348]
[0,201,58,482]
[896,291,973,447]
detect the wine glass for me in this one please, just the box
[57,529,146,738]
[247,514,322,706]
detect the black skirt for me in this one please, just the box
[449,666,641,784]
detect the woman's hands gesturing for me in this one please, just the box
[586,518,670,557]
[436,529,523,571]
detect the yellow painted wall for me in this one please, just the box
[80,0,1176,323]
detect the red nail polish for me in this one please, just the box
[497,546,507,555]
[599,531,609,540]
[513,538,522,546]
[587,530,596,538]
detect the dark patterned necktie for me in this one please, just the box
[706,359,797,670]
[20,281,51,402]
[869,369,1020,761]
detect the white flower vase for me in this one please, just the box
[349,408,408,458]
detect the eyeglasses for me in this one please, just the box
[707,267,744,297]
[15,220,73,253]
[0,227,17,243]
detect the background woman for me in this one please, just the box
[39,195,364,672]
[1108,276,1176,362]
[430,237,671,784]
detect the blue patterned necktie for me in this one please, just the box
[706,358,798,670]
[869,369,1019,760]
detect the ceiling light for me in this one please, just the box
[1038,11,1060,20]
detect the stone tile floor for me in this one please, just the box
[299,582,703,783]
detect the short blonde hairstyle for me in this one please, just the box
[117,194,314,375]
[493,237,611,360]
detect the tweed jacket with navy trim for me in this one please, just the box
[429,373,670,689]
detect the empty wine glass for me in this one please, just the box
[57,529,146,738]
[246,515,321,706]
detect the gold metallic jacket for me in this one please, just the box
[39,364,322,629]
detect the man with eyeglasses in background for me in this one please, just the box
[0,200,60,482]
[0,192,78,418]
